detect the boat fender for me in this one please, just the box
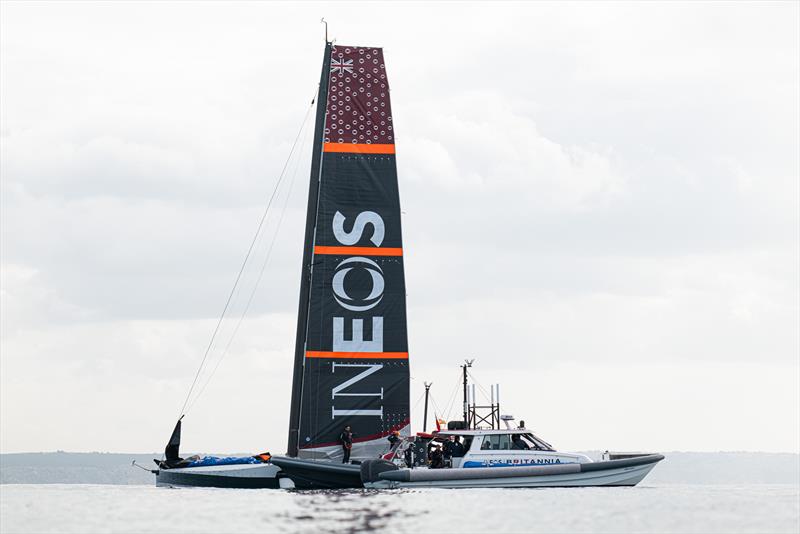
[360,459,399,483]
[579,454,665,472]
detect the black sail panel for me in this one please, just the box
[294,45,409,460]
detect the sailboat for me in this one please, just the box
[154,39,409,489]
[153,36,664,490]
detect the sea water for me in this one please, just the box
[1,484,798,533]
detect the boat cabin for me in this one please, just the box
[401,428,591,469]
[436,428,554,451]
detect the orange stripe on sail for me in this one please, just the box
[323,143,395,154]
[306,351,409,359]
[314,246,403,256]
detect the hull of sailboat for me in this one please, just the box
[270,456,364,489]
[364,454,664,489]
[155,463,281,489]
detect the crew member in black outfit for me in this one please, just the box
[429,444,444,469]
[340,425,353,464]
[387,430,401,448]
[511,434,530,450]
[451,436,466,458]
[404,443,413,467]
[442,435,455,467]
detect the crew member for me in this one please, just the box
[451,436,466,458]
[429,444,444,469]
[511,434,530,450]
[340,425,353,464]
[442,436,455,467]
[404,443,413,467]
[387,430,401,448]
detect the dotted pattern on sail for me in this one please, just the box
[325,45,394,145]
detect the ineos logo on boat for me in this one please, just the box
[331,256,384,312]
[333,210,384,246]
[330,211,385,353]
[330,210,387,418]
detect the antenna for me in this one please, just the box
[423,382,432,432]
[321,18,328,43]
[461,359,474,428]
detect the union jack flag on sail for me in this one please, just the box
[330,57,354,75]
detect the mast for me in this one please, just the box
[423,382,431,433]
[287,41,333,457]
[462,359,473,428]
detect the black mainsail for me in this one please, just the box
[288,43,410,460]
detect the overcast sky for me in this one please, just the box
[1,2,798,454]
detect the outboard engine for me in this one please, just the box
[360,459,399,484]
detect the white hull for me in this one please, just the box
[363,455,664,489]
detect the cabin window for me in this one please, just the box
[482,434,513,450]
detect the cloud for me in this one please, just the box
[1,1,797,453]
[401,91,626,210]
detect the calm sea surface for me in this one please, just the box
[1,484,798,534]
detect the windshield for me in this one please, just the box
[522,433,554,451]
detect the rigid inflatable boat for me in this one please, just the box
[273,426,664,489]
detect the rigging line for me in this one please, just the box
[440,374,458,421]
[410,390,426,414]
[429,390,450,427]
[185,115,312,414]
[428,392,442,417]
[467,370,492,403]
[431,384,458,421]
[442,370,463,421]
[177,99,315,418]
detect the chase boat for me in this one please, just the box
[358,427,664,489]
[275,424,664,489]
